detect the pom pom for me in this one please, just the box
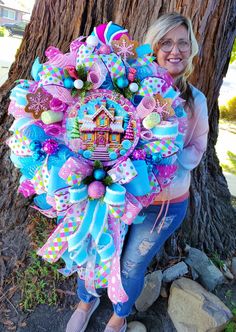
[88,181,105,199]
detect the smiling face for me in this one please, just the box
[155,25,191,79]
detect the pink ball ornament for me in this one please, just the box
[88,181,105,199]
[132,149,146,160]
[98,45,112,55]
[42,139,59,155]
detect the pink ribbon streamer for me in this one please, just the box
[107,217,128,304]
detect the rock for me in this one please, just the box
[223,268,234,280]
[189,266,199,280]
[168,277,233,332]
[160,284,169,298]
[185,247,225,291]
[231,257,236,277]
[135,270,162,312]
[127,321,147,332]
[162,261,188,283]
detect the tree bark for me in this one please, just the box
[1,0,236,285]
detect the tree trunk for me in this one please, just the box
[1,0,236,285]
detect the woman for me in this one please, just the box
[66,12,209,332]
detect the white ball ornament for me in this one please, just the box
[86,35,99,47]
[129,82,139,93]
[74,79,84,89]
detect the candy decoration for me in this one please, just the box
[41,110,63,124]
[25,87,52,119]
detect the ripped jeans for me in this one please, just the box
[77,199,188,317]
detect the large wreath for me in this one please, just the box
[7,22,187,303]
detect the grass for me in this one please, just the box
[221,151,236,175]
[17,213,65,311]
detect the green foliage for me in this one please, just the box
[94,160,103,169]
[17,215,64,311]
[0,26,5,37]
[77,64,88,81]
[103,175,113,186]
[230,38,236,64]
[219,96,236,121]
[221,151,236,175]
[225,321,236,332]
[210,252,225,269]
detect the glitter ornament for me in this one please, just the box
[32,150,46,161]
[132,149,146,160]
[29,140,42,151]
[98,45,112,54]
[74,79,84,89]
[88,181,105,199]
[42,139,59,155]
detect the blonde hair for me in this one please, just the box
[144,12,199,93]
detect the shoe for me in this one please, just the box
[66,297,100,332]
[104,319,127,332]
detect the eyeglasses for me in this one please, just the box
[158,39,191,53]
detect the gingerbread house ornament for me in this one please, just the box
[80,98,124,161]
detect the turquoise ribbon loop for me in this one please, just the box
[104,183,126,206]
[90,201,109,244]
[69,184,88,203]
[97,232,115,262]
[69,242,88,265]
[68,200,97,251]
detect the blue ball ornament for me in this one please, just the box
[93,169,106,180]
[116,77,129,89]
[109,151,117,160]
[83,150,92,159]
[32,150,46,161]
[152,153,162,163]
[64,77,74,89]
[30,140,42,151]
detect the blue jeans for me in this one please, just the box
[77,199,188,317]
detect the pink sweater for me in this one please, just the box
[155,84,209,201]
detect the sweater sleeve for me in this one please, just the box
[177,91,209,171]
